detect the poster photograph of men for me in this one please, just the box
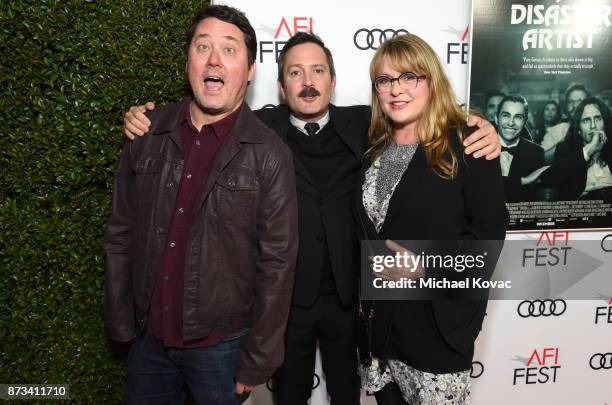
[470,0,612,231]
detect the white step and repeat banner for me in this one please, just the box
[212,1,612,404]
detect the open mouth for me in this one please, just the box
[204,76,224,91]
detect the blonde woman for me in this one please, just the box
[355,34,507,404]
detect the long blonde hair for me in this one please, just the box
[368,34,469,179]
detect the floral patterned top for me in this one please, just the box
[362,142,418,232]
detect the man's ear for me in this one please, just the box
[278,80,286,101]
[247,62,256,84]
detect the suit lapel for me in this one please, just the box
[268,108,320,189]
[508,140,526,177]
[379,146,427,236]
[320,105,363,190]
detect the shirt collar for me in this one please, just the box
[500,137,520,148]
[289,110,330,135]
[181,99,241,139]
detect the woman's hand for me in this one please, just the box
[371,240,425,281]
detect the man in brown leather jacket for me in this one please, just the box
[104,5,298,404]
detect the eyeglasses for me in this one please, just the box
[374,72,426,93]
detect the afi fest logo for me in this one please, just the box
[594,294,612,325]
[513,347,561,385]
[258,16,314,63]
[444,25,469,64]
[522,231,571,267]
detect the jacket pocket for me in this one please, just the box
[216,168,259,191]
[131,153,163,174]
[214,169,260,221]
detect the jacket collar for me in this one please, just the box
[151,99,263,144]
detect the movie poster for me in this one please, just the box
[470,0,612,231]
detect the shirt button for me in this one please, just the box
[169,242,176,248]
[164,306,169,311]
[178,207,184,214]
[195,139,201,146]
[165,182,174,188]
[155,227,164,234]
[164,276,169,281]
[186,173,192,179]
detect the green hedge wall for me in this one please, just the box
[0,1,209,402]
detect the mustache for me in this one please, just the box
[298,87,320,98]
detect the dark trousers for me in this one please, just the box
[126,331,249,405]
[273,294,360,405]
[374,383,408,405]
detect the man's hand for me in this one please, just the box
[583,131,607,160]
[464,115,501,160]
[521,166,550,186]
[235,381,255,395]
[124,102,155,140]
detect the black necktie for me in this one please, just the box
[304,122,320,137]
[501,145,518,156]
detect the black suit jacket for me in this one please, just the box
[255,104,370,307]
[504,138,545,202]
[354,128,508,373]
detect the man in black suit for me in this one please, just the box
[123,32,501,405]
[255,34,367,404]
[496,95,545,202]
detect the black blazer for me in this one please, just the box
[354,127,507,373]
[504,138,545,202]
[255,104,370,307]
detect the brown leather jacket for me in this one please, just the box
[104,100,298,385]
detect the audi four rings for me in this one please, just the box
[589,353,612,370]
[265,373,320,391]
[517,300,567,317]
[353,28,410,50]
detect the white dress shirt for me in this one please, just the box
[289,111,330,135]
[500,139,520,177]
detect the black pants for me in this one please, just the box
[273,294,360,405]
[374,382,408,405]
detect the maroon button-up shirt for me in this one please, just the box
[147,102,240,348]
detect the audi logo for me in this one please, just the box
[602,234,612,252]
[517,299,567,317]
[589,353,612,370]
[312,373,321,389]
[265,373,320,392]
[470,361,484,378]
[353,28,410,50]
